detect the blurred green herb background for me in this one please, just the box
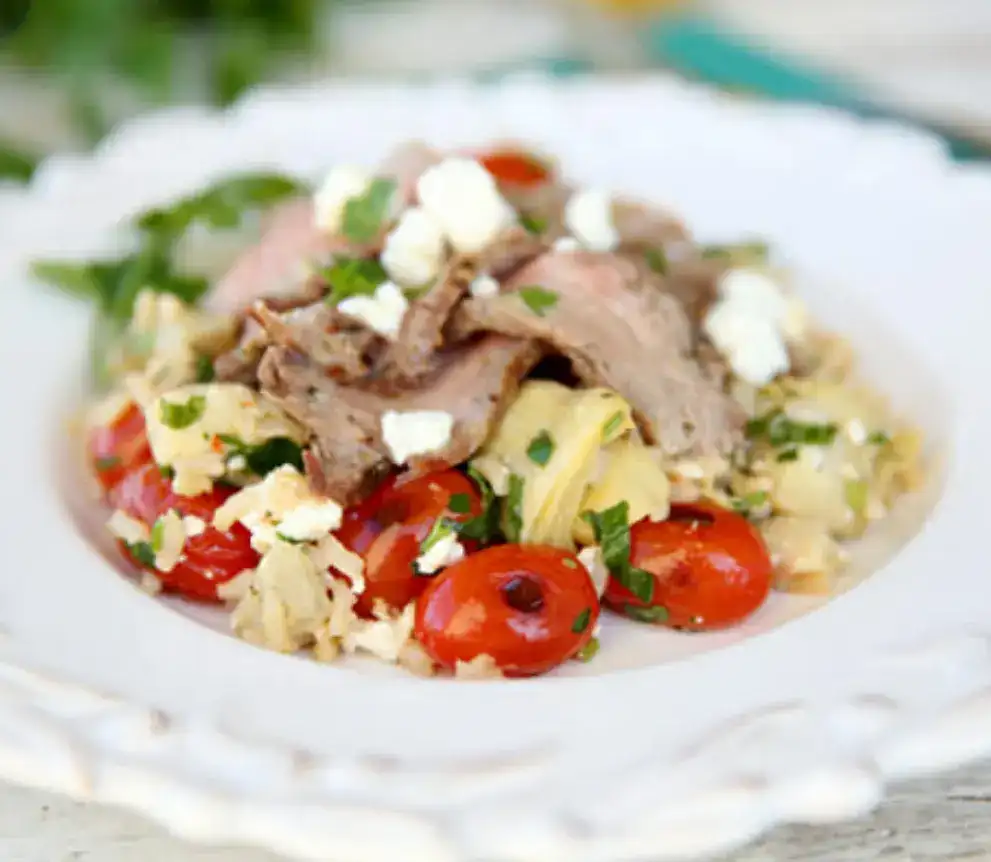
[0,0,330,181]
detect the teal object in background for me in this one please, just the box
[640,11,988,162]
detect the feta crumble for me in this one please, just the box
[702,268,807,387]
[313,165,372,233]
[552,236,582,253]
[380,206,447,286]
[107,511,150,545]
[183,515,207,538]
[577,545,609,597]
[415,532,465,575]
[469,273,500,298]
[337,281,409,340]
[564,189,619,252]
[417,158,515,254]
[381,410,454,464]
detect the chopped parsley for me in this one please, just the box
[571,608,592,634]
[502,474,525,544]
[700,240,769,265]
[516,285,558,317]
[602,411,626,441]
[457,466,500,543]
[194,354,215,383]
[526,430,555,466]
[575,637,600,662]
[623,604,670,624]
[150,516,166,553]
[126,541,156,569]
[447,493,471,515]
[867,431,890,445]
[582,501,654,603]
[322,257,388,306]
[420,517,456,556]
[731,491,769,518]
[94,456,121,473]
[217,435,304,476]
[341,178,396,243]
[159,394,206,430]
[746,410,838,447]
[562,558,578,570]
[159,465,175,480]
[275,532,306,545]
[644,247,668,275]
[776,448,799,463]
[519,213,547,235]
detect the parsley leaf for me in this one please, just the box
[322,257,388,305]
[448,493,471,515]
[867,431,890,445]
[582,501,654,603]
[217,435,304,476]
[575,637,600,662]
[159,395,206,430]
[731,491,769,518]
[519,213,547,235]
[457,466,500,543]
[150,516,167,553]
[746,410,838,447]
[516,285,558,317]
[776,448,799,463]
[194,354,215,383]
[526,430,554,466]
[571,608,592,634]
[700,240,769,265]
[502,474,525,544]
[602,411,625,441]
[623,604,669,624]
[644,247,668,275]
[341,178,396,243]
[0,140,39,184]
[419,517,456,557]
[126,541,156,569]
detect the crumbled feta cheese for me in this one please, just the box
[313,165,372,233]
[845,419,868,446]
[577,546,609,597]
[380,206,447,286]
[310,537,366,594]
[145,383,306,496]
[226,454,248,473]
[415,533,465,575]
[342,601,416,663]
[213,465,343,553]
[469,273,500,298]
[703,268,805,387]
[381,410,454,464]
[417,158,516,254]
[671,461,706,481]
[153,510,187,573]
[107,511,150,545]
[564,189,619,252]
[183,516,207,538]
[337,281,409,340]
[552,236,582,253]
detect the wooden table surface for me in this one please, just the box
[5,0,990,859]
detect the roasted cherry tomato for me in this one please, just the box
[113,463,259,602]
[335,469,484,618]
[605,501,772,631]
[415,544,599,677]
[478,148,551,188]
[88,401,154,496]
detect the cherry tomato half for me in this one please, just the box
[415,544,599,677]
[113,463,259,602]
[335,469,483,618]
[478,148,551,188]
[88,401,154,496]
[605,501,772,631]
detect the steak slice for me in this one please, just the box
[449,250,744,456]
[258,336,542,503]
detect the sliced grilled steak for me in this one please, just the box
[258,336,542,503]
[449,250,744,455]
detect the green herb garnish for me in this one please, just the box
[519,213,547,235]
[575,637,600,662]
[516,285,558,317]
[159,465,175,480]
[623,604,670,624]
[217,435,304,476]
[867,431,890,445]
[194,354,215,383]
[845,479,869,514]
[602,411,626,441]
[571,608,592,634]
[126,541,156,569]
[322,257,388,306]
[776,449,799,463]
[0,140,40,184]
[149,516,166,554]
[457,467,500,543]
[731,491,769,517]
[94,456,121,473]
[159,395,206,430]
[448,493,471,515]
[644,247,668,275]
[502,474,525,544]
[275,532,306,545]
[341,178,396,243]
[700,241,770,265]
[746,410,838,447]
[582,501,654,603]
[526,430,555,467]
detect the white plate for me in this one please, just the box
[0,75,989,862]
